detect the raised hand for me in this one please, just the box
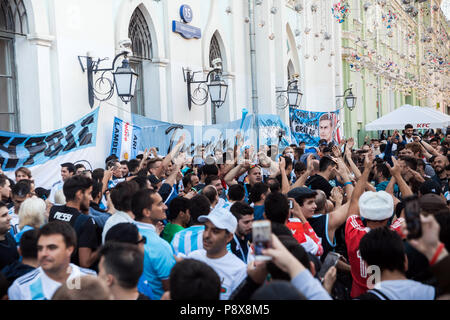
[386,156,402,177]
[330,187,344,204]
[363,152,374,171]
[279,156,286,172]
[332,145,342,158]
[346,137,355,150]
[306,154,315,174]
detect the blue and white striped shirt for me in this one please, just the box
[171,225,204,256]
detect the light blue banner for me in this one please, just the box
[130,113,292,157]
[0,108,99,171]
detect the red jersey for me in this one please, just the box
[345,215,404,298]
[286,219,324,257]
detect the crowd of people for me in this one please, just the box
[0,124,449,300]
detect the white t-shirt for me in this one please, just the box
[187,249,247,300]
[8,264,96,300]
[102,210,134,243]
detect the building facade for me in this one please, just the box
[340,0,449,145]
[0,0,342,135]
[1,0,448,146]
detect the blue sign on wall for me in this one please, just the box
[172,21,201,39]
[173,5,201,39]
[180,4,193,23]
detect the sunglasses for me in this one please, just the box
[136,236,147,245]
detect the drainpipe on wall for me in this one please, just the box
[248,0,260,147]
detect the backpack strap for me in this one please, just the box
[369,288,391,300]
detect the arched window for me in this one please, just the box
[209,34,223,124]
[0,0,28,35]
[128,7,152,60]
[128,7,152,115]
[209,34,222,67]
[0,0,28,132]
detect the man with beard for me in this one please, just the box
[431,155,449,196]
[305,156,337,198]
[49,176,99,268]
[229,202,254,264]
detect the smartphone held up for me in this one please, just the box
[252,220,272,261]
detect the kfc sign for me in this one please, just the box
[416,123,430,128]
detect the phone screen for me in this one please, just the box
[318,252,340,280]
[404,197,422,239]
[252,220,272,261]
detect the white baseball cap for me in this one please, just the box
[358,191,394,221]
[198,207,237,233]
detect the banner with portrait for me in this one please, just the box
[289,108,341,147]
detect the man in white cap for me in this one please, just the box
[345,190,404,299]
[187,207,247,300]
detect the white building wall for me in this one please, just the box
[14,0,340,133]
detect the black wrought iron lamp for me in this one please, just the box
[183,58,228,111]
[78,51,139,108]
[276,78,303,109]
[336,88,357,111]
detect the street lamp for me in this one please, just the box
[78,51,139,108]
[276,78,303,109]
[336,88,357,111]
[183,58,228,110]
[207,72,228,108]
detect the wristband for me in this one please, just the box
[429,242,445,266]
[344,181,352,186]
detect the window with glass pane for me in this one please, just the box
[128,7,151,116]
[0,36,17,132]
[0,0,29,132]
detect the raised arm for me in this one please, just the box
[344,138,362,180]
[417,137,440,158]
[157,134,186,178]
[164,153,185,187]
[386,156,413,198]
[289,154,314,190]
[279,157,290,195]
[328,158,355,230]
[224,161,249,186]
[347,154,373,217]
[136,148,150,173]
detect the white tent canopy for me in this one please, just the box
[365,105,450,131]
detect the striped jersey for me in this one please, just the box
[8,264,96,300]
[8,206,19,237]
[171,225,204,256]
